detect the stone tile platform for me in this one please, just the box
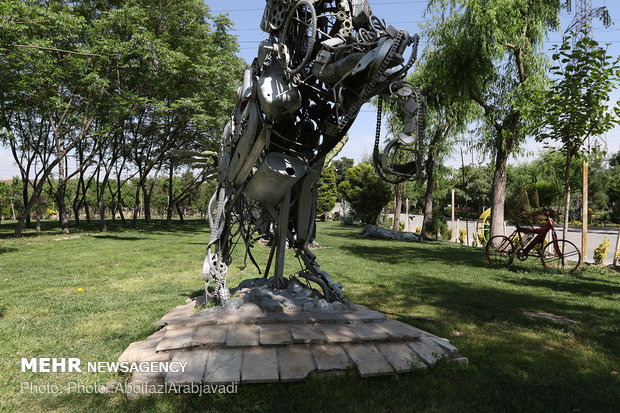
[119,298,467,391]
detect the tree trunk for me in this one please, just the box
[132,184,141,227]
[14,172,50,237]
[176,203,184,223]
[98,179,107,232]
[116,177,126,224]
[22,180,30,228]
[392,182,402,231]
[56,186,69,234]
[141,183,152,224]
[81,176,91,224]
[10,201,15,220]
[35,190,41,232]
[421,153,434,238]
[166,162,174,224]
[490,148,509,238]
[72,202,80,227]
[563,153,572,246]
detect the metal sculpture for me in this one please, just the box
[203,0,426,303]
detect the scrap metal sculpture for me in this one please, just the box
[203,0,426,303]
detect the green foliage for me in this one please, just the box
[316,164,338,216]
[535,181,559,207]
[331,157,355,202]
[608,151,620,223]
[423,0,564,236]
[424,208,448,240]
[339,163,392,225]
[1,0,243,235]
[534,33,620,156]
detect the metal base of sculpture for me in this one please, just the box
[203,0,427,304]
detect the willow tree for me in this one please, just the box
[424,0,564,237]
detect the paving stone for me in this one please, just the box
[165,350,210,384]
[334,310,387,323]
[145,327,168,342]
[125,352,172,383]
[226,324,259,346]
[119,340,158,362]
[203,349,242,384]
[241,347,279,383]
[319,324,359,343]
[190,325,228,347]
[274,312,319,323]
[428,336,458,355]
[290,324,325,344]
[311,344,351,372]
[350,322,392,341]
[156,327,197,352]
[407,336,448,366]
[278,346,316,382]
[217,311,268,325]
[343,344,394,377]
[258,324,293,345]
[154,303,195,326]
[376,342,426,372]
[375,319,422,340]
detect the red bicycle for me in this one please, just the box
[485,208,581,273]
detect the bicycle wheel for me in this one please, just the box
[486,235,515,268]
[540,239,581,273]
[280,0,317,76]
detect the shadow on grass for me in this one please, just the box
[0,219,209,239]
[339,243,488,269]
[500,274,620,297]
[0,246,18,253]
[88,235,143,241]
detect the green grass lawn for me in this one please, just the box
[0,219,618,412]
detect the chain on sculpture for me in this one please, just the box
[203,0,427,303]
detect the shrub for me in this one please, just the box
[459,229,466,244]
[339,163,392,225]
[415,226,421,233]
[472,236,478,247]
[593,238,610,265]
[399,221,405,232]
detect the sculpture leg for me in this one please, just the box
[272,190,291,290]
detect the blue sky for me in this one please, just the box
[1,0,619,178]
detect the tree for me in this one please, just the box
[0,0,242,236]
[339,163,392,225]
[533,32,620,238]
[316,164,337,217]
[332,157,354,196]
[424,0,564,238]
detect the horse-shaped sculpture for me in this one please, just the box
[203,0,426,303]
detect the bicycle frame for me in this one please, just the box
[513,215,557,257]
